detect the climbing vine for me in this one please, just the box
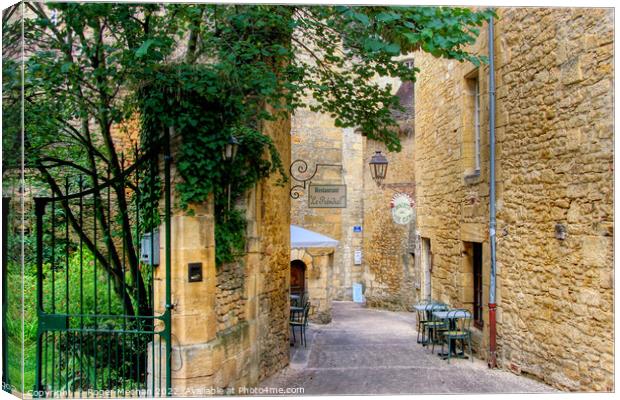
[137,64,286,265]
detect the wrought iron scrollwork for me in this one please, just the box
[289,159,342,199]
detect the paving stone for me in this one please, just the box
[260,302,557,395]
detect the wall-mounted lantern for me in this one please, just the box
[223,135,239,210]
[222,135,239,162]
[369,151,388,187]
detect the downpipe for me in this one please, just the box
[487,12,498,369]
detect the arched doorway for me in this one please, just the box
[290,259,306,295]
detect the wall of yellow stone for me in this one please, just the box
[153,109,291,391]
[290,107,368,301]
[362,133,417,310]
[290,248,335,323]
[414,7,613,391]
[291,64,417,308]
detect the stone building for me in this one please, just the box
[127,6,615,394]
[290,62,418,310]
[413,7,613,391]
[152,114,291,391]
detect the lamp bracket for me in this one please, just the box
[289,159,342,199]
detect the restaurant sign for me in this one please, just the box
[308,184,347,208]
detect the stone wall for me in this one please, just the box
[414,7,613,391]
[154,109,291,392]
[361,69,417,310]
[255,110,292,380]
[290,248,335,323]
[290,107,350,299]
[291,61,416,307]
[362,134,417,310]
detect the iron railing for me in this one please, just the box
[33,138,171,398]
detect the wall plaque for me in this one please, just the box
[308,184,347,208]
[354,249,362,265]
[391,193,415,225]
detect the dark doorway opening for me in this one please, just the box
[290,260,306,295]
[472,242,483,329]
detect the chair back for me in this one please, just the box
[302,302,311,326]
[429,302,449,323]
[447,309,472,332]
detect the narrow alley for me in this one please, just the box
[261,302,556,395]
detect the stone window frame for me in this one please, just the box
[462,68,482,182]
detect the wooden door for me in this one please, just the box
[290,260,306,295]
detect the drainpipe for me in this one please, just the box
[487,12,498,369]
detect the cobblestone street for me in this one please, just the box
[261,302,556,395]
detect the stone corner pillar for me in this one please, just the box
[153,198,218,392]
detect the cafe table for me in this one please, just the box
[413,303,448,312]
[413,303,448,344]
[432,309,471,359]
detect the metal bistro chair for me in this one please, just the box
[441,309,473,363]
[290,302,310,347]
[291,291,308,307]
[415,300,430,344]
[422,302,448,350]
[427,303,449,353]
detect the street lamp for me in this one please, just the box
[223,135,239,211]
[222,135,239,162]
[369,151,388,187]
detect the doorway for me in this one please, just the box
[290,260,306,295]
[421,238,432,301]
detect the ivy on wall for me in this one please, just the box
[138,65,286,265]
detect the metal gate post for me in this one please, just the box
[164,127,173,397]
[33,197,48,397]
[2,197,10,393]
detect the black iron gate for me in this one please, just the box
[2,197,10,394]
[33,138,172,398]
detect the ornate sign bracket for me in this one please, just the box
[289,159,343,199]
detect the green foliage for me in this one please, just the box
[214,209,247,266]
[5,248,150,392]
[7,3,494,267]
[137,64,287,264]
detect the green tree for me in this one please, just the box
[3,2,493,306]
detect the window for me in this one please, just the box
[463,71,481,176]
[473,79,481,172]
[472,242,483,329]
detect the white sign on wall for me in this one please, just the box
[308,184,347,208]
[354,249,362,265]
[391,193,415,225]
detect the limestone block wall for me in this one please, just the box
[362,134,417,310]
[361,69,417,310]
[290,248,335,323]
[255,111,292,380]
[414,7,613,392]
[290,109,365,301]
[153,110,291,392]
